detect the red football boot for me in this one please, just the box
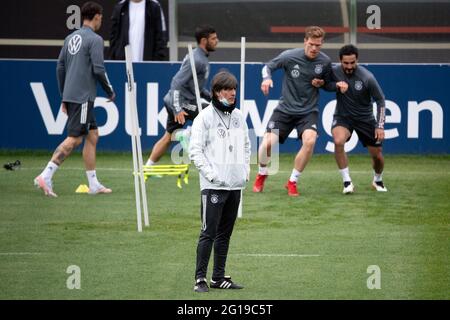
[285,180,300,197]
[253,174,268,193]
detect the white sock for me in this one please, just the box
[258,166,269,176]
[289,168,301,183]
[146,159,156,166]
[339,167,351,182]
[86,170,100,189]
[41,161,58,181]
[374,172,383,182]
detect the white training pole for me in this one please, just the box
[125,47,142,232]
[129,50,149,228]
[238,37,246,218]
[125,45,149,231]
[187,44,202,112]
[132,81,149,227]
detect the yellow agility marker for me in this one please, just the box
[75,184,90,193]
[142,164,190,189]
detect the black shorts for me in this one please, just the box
[266,109,318,144]
[332,115,382,147]
[165,103,199,134]
[66,101,97,137]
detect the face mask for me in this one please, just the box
[219,97,230,107]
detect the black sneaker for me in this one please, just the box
[194,278,209,293]
[210,276,244,289]
[3,160,21,171]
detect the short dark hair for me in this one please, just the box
[81,1,103,21]
[339,44,359,60]
[211,71,238,97]
[195,25,216,44]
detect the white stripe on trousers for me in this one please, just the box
[201,194,207,231]
[80,102,87,124]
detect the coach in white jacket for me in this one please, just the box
[189,71,250,292]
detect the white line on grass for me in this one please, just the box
[0,252,42,255]
[232,253,320,257]
[15,168,450,175]
[274,170,450,175]
[18,167,131,171]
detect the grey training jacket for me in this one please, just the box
[262,48,333,116]
[57,26,114,103]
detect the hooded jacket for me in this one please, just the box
[189,104,251,191]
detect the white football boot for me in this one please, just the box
[342,181,354,194]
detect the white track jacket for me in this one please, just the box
[189,104,251,191]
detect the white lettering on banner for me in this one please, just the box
[31,82,445,149]
[407,100,443,138]
[147,83,159,135]
[126,82,161,136]
[158,107,168,130]
[31,82,119,136]
[95,97,119,136]
[324,99,413,152]
[380,101,401,139]
[128,82,164,135]
[30,82,68,135]
[241,100,278,137]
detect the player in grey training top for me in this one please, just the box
[253,26,344,197]
[57,21,114,104]
[145,25,218,166]
[34,2,115,197]
[331,44,388,194]
[166,46,211,115]
[262,47,332,116]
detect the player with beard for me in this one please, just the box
[145,25,219,165]
[331,44,387,194]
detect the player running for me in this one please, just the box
[331,44,388,194]
[253,26,342,196]
[145,25,218,166]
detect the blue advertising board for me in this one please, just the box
[0,59,448,153]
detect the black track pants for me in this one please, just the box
[195,189,241,280]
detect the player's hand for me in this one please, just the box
[61,102,67,114]
[174,111,188,125]
[375,128,385,142]
[261,79,273,96]
[336,81,348,93]
[208,174,226,186]
[311,78,325,88]
[107,92,116,102]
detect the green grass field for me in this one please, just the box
[0,151,449,300]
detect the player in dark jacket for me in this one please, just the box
[108,0,167,61]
